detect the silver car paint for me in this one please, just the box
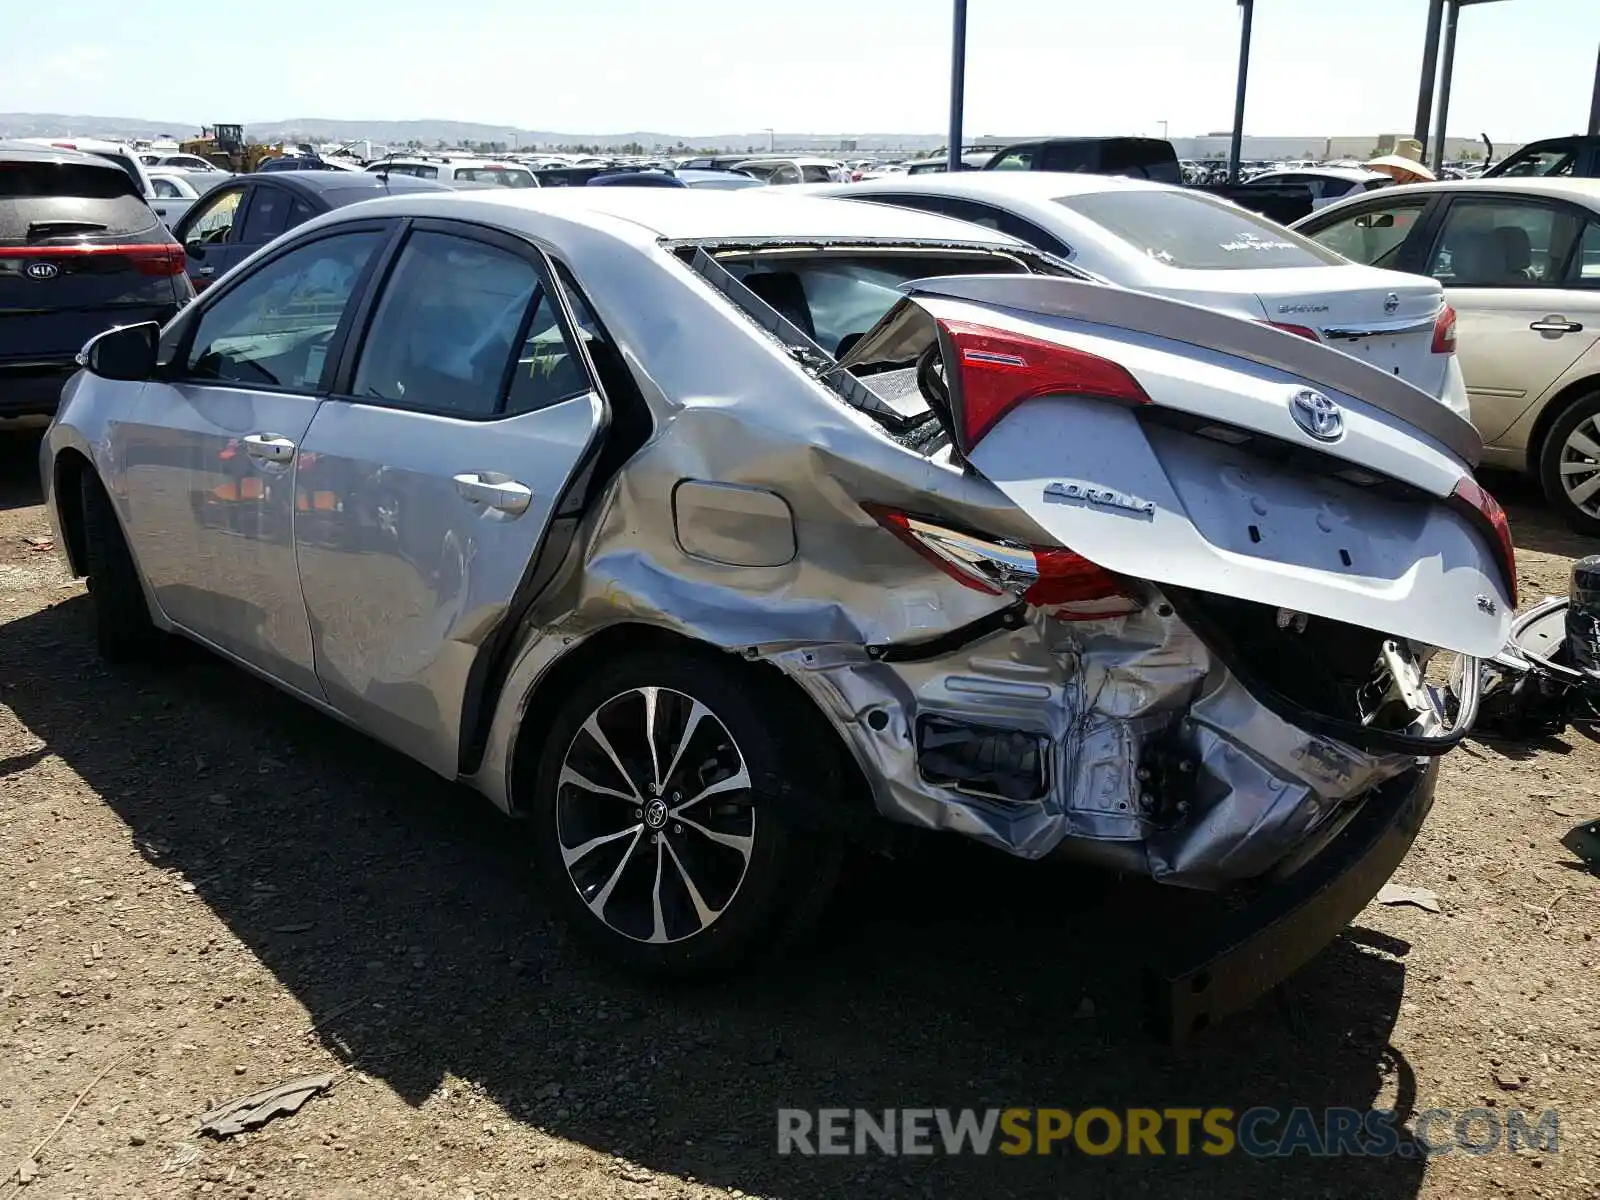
[46,190,1498,885]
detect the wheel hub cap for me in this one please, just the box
[554,686,755,945]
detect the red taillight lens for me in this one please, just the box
[863,505,1140,618]
[1450,475,1516,606]
[0,242,185,277]
[1264,321,1322,342]
[936,319,1150,451]
[1431,302,1457,354]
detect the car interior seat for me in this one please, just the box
[1489,226,1537,282]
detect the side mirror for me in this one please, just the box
[184,238,206,260]
[79,323,159,382]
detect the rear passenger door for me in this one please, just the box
[292,219,608,776]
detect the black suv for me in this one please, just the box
[0,141,191,417]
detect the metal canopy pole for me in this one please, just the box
[1432,0,1461,172]
[1227,0,1254,184]
[1589,42,1600,136]
[1414,0,1446,151]
[948,0,968,173]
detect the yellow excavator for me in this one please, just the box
[178,125,283,173]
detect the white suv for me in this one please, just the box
[364,156,539,188]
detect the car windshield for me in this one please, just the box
[1058,190,1344,270]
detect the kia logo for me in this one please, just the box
[25,262,60,280]
[1290,388,1345,442]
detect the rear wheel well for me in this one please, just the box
[507,623,871,829]
[51,449,93,577]
[1525,374,1600,476]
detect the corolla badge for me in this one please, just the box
[1383,291,1400,315]
[25,262,59,280]
[1043,479,1156,518]
[1289,388,1344,442]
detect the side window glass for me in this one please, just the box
[772,164,801,185]
[353,231,573,418]
[1305,201,1425,269]
[287,198,318,230]
[151,177,181,199]
[241,188,292,244]
[1427,201,1582,287]
[505,287,592,415]
[990,148,1035,171]
[1568,221,1600,285]
[801,165,833,183]
[184,231,382,390]
[186,189,243,245]
[417,165,439,180]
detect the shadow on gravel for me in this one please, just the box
[0,596,1427,1200]
[0,429,44,512]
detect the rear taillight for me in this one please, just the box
[937,319,1150,451]
[0,243,186,277]
[1450,476,1516,606]
[1264,321,1322,342]
[1431,302,1457,354]
[863,505,1141,619]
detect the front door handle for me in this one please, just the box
[241,433,296,464]
[453,472,532,516]
[1531,316,1584,334]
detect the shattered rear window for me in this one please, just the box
[718,251,1029,357]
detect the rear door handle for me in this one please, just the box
[453,472,532,516]
[241,433,296,464]
[1531,317,1584,334]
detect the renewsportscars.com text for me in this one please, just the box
[776,1106,1559,1158]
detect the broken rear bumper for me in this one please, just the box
[1156,757,1438,1043]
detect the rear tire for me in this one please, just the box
[1537,388,1600,537]
[528,649,842,978]
[79,472,159,662]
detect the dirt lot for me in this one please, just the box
[3,429,1600,1200]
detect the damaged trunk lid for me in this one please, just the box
[850,275,1513,659]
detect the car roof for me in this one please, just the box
[835,170,1184,201]
[334,186,1032,246]
[732,157,840,167]
[1318,175,1600,209]
[1252,167,1387,184]
[14,136,134,154]
[0,139,128,169]
[253,170,450,196]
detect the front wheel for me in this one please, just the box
[79,472,160,662]
[1537,388,1600,537]
[527,650,841,977]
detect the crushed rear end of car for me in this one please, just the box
[759,274,1506,1035]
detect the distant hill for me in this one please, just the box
[0,113,981,153]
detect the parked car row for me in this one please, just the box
[27,162,1518,1036]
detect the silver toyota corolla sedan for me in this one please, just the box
[42,188,1512,1036]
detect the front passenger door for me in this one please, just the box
[120,224,392,695]
[293,221,608,775]
[175,184,251,290]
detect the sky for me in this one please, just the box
[1,0,1597,141]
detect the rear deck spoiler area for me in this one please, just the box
[895,275,1483,467]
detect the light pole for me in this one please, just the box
[1227,0,1254,184]
[1158,119,1169,141]
[1431,0,1510,172]
[948,0,968,173]
[763,127,774,153]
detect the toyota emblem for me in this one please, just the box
[25,262,60,280]
[1383,291,1400,315]
[1290,388,1344,442]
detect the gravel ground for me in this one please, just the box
[3,428,1600,1199]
